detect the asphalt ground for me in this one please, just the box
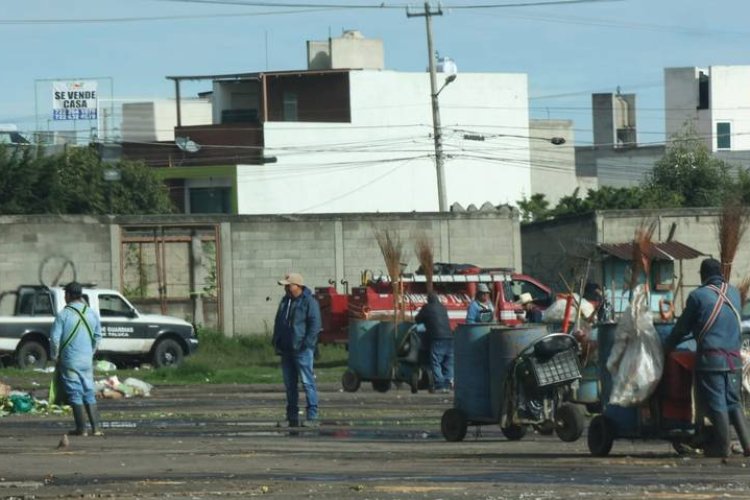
[1,382,749,499]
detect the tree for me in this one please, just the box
[645,131,734,207]
[0,145,174,215]
[517,193,550,222]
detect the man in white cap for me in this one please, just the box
[272,272,322,428]
[517,292,543,323]
[466,283,495,323]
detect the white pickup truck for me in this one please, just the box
[0,285,198,369]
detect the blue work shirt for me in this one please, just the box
[466,299,495,323]
[50,300,102,367]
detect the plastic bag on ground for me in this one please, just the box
[95,360,117,372]
[606,285,664,406]
[123,378,153,397]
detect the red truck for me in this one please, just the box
[315,264,553,345]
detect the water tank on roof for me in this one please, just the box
[437,56,458,78]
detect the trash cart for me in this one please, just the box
[586,321,711,457]
[342,319,423,393]
[441,324,585,443]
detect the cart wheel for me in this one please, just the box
[587,415,614,456]
[371,379,391,393]
[533,421,555,435]
[501,424,527,441]
[441,409,468,442]
[341,369,360,393]
[555,403,586,442]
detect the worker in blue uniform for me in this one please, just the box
[50,282,103,436]
[466,283,495,323]
[665,258,750,458]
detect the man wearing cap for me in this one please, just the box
[665,258,750,458]
[272,272,322,428]
[466,283,495,323]
[517,293,543,323]
[50,282,103,436]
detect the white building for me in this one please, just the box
[123,32,544,214]
[122,98,212,142]
[665,66,750,152]
[236,70,531,213]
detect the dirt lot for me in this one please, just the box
[1,382,749,499]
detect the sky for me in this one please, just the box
[2,0,750,146]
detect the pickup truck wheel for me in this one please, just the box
[152,338,184,368]
[17,340,48,369]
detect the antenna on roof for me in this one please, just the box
[175,136,201,153]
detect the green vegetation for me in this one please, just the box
[0,330,348,389]
[517,128,748,222]
[0,145,174,215]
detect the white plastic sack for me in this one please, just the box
[606,285,664,406]
[742,348,750,396]
[542,294,595,324]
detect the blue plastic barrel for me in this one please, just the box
[348,319,380,380]
[598,322,638,434]
[488,326,549,420]
[376,321,414,380]
[454,324,494,422]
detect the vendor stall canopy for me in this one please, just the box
[597,241,705,261]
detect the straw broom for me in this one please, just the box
[717,197,748,282]
[631,220,657,293]
[738,275,750,307]
[415,237,434,294]
[375,228,404,322]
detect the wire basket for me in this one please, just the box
[527,348,581,388]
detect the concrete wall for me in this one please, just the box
[709,66,750,152]
[522,207,750,310]
[574,144,664,188]
[122,99,212,142]
[0,210,520,335]
[664,67,712,146]
[528,119,577,205]
[238,70,531,214]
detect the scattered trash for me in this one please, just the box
[0,382,10,397]
[95,375,153,399]
[8,393,34,414]
[33,367,56,374]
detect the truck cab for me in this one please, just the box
[0,285,198,369]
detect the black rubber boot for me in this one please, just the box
[68,404,88,436]
[84,403,104,436]
[704,411,731,458]
[729,407,750,457]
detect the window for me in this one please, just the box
[189,187,231,214]
[511,279,552,306]
[698,72,709,110]
[283,91,298,121]
[717,122,731,149]
[99,294,133,317]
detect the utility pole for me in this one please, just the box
[408,2,448,212]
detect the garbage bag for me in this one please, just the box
[48,369,69,406]
[10,393,34,413]
[606,285,663,406]
[542,294,595,324]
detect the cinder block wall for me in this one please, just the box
[0,210,520,335]
[522,208,750,311]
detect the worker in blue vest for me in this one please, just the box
[50,282,103,436]
[466,283,495,323]
[665,258,750,458]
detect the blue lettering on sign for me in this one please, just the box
[53,108,98,121]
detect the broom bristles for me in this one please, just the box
[374,228,404,320]
[717,198,748,282]
[631,220,656,290]
[415,237,434,293]
[738,275,750,307]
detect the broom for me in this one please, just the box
[375,228,404,322]
[415,237,434,294]
[631,220,657,293]
[717,197,749,282]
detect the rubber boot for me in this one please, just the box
[729,407,750,457]
[84,403,104,436]
[704,411,731,458]
[68,404,88,436]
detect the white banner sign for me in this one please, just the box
[52,81,98,120]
